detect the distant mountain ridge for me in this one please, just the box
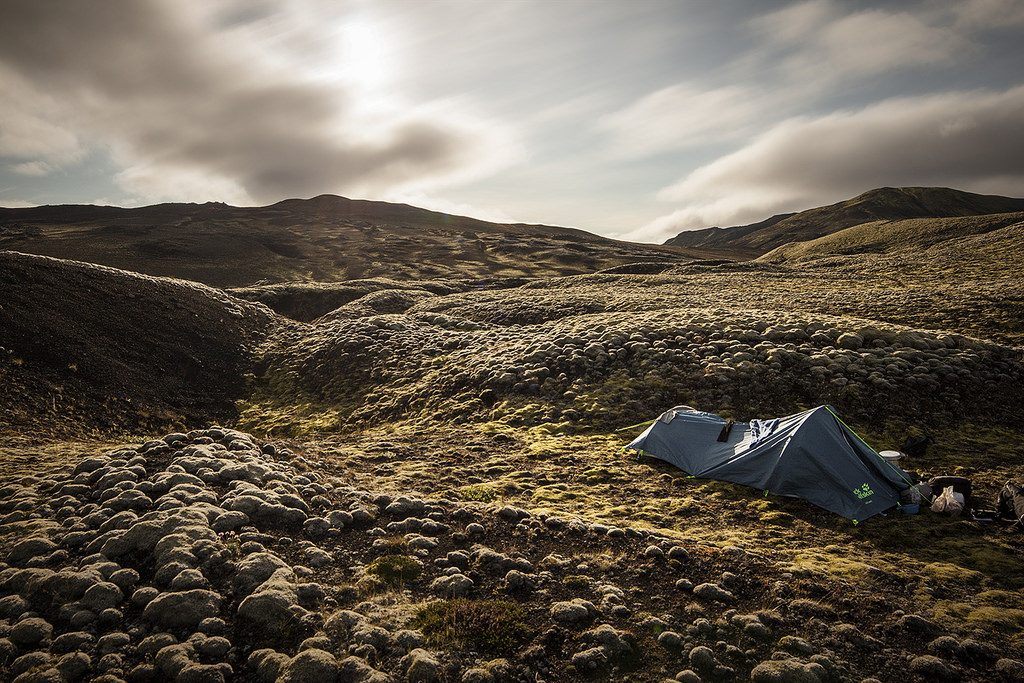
[0,194,594,240]
[664,187,1024,256]
[664,212,795,254]
[0,194,708,287]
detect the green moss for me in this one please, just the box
[562,574,592,590]
[531,484,583,504]
[759,511,795,526]
[966,607,1024,632]
[976,590,1024,609]
[365,555,421,587]
[412,599,531,654]
[370,537,409,554]
[455,482,505,503]
[235,399,346,437]
[922,562,985,587]
[790,549,882,580]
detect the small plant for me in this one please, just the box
[457,483,503,502]
[412,599,531,654]
[365,555,421,587]
[562,574,592,590]
[373,536,409,554]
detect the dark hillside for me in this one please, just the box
[0,195,706,287]
[0,251,279,436]
[665,187,1024,256]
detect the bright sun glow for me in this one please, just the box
[338,16,391,93]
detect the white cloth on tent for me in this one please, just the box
[748,418,780,445]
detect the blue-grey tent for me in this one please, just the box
[627,405,910,522]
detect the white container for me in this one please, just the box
[879,450,903,466]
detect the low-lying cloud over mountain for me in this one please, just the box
[636,86,1024,241]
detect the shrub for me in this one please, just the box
[412,599,531,653]
[365,555,421,587]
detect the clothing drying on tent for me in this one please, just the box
[627,405,910,522]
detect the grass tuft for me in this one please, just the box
[365,555,422,587]
[412,599,532,654]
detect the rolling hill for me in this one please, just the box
[761,211,1024,264]
[0,194,705,288]
[0,251,279,435]
[665,187,1024,256]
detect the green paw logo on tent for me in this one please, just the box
[854,483,874,500]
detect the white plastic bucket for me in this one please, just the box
[879,450,903,466]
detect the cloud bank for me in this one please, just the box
[632,86,1024,242]
[0,0,515,205]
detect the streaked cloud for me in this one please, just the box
[633,86,1024,241]
[752,1,969,80]
[597,84,780,158]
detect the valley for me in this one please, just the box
[1,188,1023,682]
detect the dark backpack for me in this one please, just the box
[902,433,932,458]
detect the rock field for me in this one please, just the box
[254,270,1024,433]
[3,427,1022,682]
[3,193,1024,681]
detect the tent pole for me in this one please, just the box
[615,420,655,433]
[825,406,935,505]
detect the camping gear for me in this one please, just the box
[928,476,972,512]
[996,481,1024,527]
[902,433,932,458]
[900,483,929,506]
[717,420,735,442]
[931,486,965,516]
[627,405,910,522]
[879,450,903,466]
[972,509,998,524]
[899,503,920,515]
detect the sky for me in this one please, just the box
[1,0,1023,242]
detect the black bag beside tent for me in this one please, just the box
[997,481,1024,527]
[902,433,932,458]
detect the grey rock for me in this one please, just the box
[429,573,474,597]
[692,583,735,603]
[401,648,441,682]
[247,648,290,683]
[131,587,159,607]
[688,646,716,672]
[7,537,58,566]
[750,659,820,683]
[143,590,222,630]
[233,552,290,597]
[10,617,53,647]
[550,599,597,626]
[55,651,91,681]
[280,649,340,683]
[51,631,96,654]
[779,635,815,655]
[909,655,957,682]
[571,646,607,671]
[658,631,683,650]
[98,632,131,654]
[237,568,309,633]
[995,659,1024,682]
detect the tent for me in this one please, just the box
[627,405,910,522]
